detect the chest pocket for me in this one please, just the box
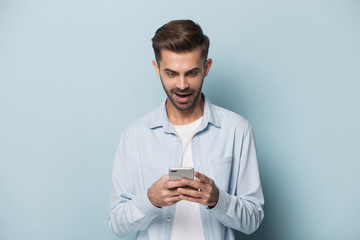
[206,156,233,191]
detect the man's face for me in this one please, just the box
[152,47,212,112]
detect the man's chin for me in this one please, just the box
[174,102,194,111]
[170,99,194,111]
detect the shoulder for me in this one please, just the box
[122,105,161,137]
[211,104,251,130]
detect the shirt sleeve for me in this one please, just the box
[208,122,265,235]
[109,130,162,238]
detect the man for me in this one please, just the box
[109,20,264,240]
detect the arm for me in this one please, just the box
[211,123,264,234]
[108,132,161,237]
[109,131,184,237]
[207,187,264,235]
[178,123,264,234]
[109,188,161,238]
[178,173,263,235]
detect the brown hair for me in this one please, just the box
[152,20,210,63]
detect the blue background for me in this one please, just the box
[1,0,359,239]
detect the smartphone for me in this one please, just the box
[169,167,194,181]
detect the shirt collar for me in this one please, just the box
[147,94,221,133]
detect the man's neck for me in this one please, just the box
[166,96,204,126]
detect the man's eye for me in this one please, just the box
[187,72,197,77]
[167,72,176,77]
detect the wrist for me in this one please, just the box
[147,187,161,208]
[208,186,219,208]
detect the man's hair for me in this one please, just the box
[152,20,210,63]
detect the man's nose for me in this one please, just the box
[178,75,189,90]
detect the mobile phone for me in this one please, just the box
[169,167,194,181]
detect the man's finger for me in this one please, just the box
[166,179,186,189]
[167,196,182,204]
[178,194,203,204]
[194,171,210,183]
[167,189,181,197]
[181,178,202,190]
[177,187,202,198]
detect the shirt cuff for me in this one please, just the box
[133,190,163,216]
[207,188,230,215]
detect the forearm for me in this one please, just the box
[208,188,264,235]
[109,191,162,237]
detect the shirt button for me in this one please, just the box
[167,217,171,223]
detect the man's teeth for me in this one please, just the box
[176,93,190,97]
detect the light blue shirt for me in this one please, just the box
[109,95,264,240]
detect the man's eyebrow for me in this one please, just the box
[185,68,201,74]
[163,67,201,74]
[163,68,178,74]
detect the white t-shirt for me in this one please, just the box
[171,117,205,240]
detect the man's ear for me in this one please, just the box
[204,58,213,77]
[152,60,160,78]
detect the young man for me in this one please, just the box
[109,20,264,240]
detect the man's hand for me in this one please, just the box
[147,174,185,207]
[177,171,219,208]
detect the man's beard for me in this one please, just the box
[160,75,204,112]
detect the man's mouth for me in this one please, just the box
[173,92,192,103]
